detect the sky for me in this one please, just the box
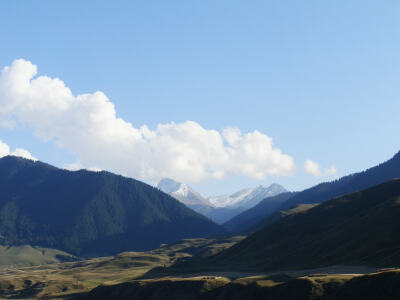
[0,1,399,196]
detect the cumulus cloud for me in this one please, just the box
[0,59,295,182]
[0,139,36,160]
[324,165,338,176]
[304,159,337,178]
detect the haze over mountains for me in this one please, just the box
[0,156,226,257]
[157,178,287,224]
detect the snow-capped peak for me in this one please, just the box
[157,178,183,194]
[208,183,287,209]
[158,178,287,213]
[157,178,213,207]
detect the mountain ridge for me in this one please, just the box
[223,191,298,233]
[0,156,226,257]
[157,178,287,224]
[202,178,400,272]
[233,150,400,233]
[277,150,400,211]
[208,183,287,209]
[157,178,214,208]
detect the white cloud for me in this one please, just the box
[11,148,37,161]
[0,59,295,183]
[63,162,84,171]
[0,139,36,160]
[304,159,322,177]
[304,159,337,178]
[63,162,102,172]
[324,165,338,176]
[0,140,10,157]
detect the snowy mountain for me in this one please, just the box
[208,183,287,209]
[157,178,214,212]
[157,178,288,224]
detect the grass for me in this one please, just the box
[78,270,400,300]
[0,245,76,269]
[1,241,398,300]
[0,236,244,299]
[197,179,400,273]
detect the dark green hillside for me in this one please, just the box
[223,192,297,233]
[248,203,319,233]
[0,156,226,256]
[277,150,400,212]
[201,179,400,271]
[224,151,400,234]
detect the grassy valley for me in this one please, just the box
[0,236,244,299]
[0,245,75,269]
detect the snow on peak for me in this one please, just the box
[208,183,287,209]
[157,178,183,194]
[157,178,213,207]
[158,178,287,211]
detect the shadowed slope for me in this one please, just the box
[225,151,400,234]
[79,270,400,300]
[0,156,226,257]
[277,150,400,212]
[202,179,400,271]
[223,192,297,233]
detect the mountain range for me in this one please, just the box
[157,178,215,216]
[157,178,287,224]
[3,151,400,299]
[277,150,400,212]
[223,150,400,234]
[208,183,287,209]
[0,156,226,257]
[206,178,400,271]
[223,191,298,233]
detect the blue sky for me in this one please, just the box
[0,1,399,195]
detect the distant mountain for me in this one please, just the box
[199,179,400,271]
[209,183,287,209]
[157,178,214,216]
[157,178,243,223]
[232,150,400,233]
[203,206,247,225]
[223,192,297,233]
[276,150,400,212]
[158,179,287,224]
[0,156,226,257]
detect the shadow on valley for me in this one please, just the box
[72,270,400,300]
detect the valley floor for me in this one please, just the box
[0,236,396,300]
